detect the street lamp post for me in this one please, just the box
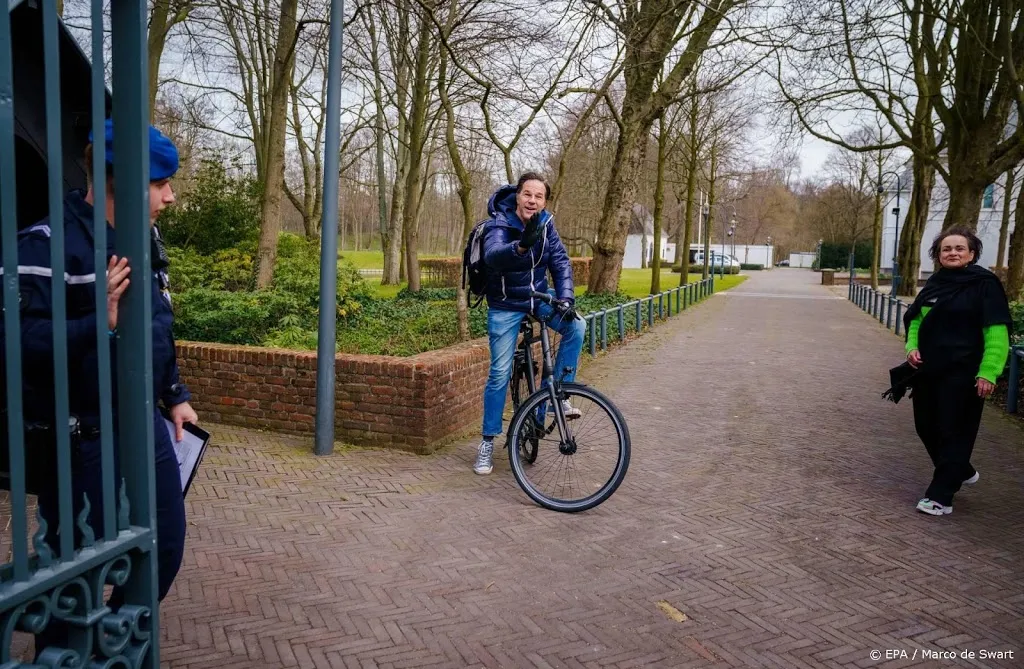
[724,218,736,278]
[730,221,737,262]
[877,171,902,293]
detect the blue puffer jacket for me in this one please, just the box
[482,184,574,313]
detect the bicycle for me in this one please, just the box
[504,291,630,512]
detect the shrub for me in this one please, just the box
[819,241,872,269]
[271,233,371,319]
[170,233,372,346]
[159,157,261,255]
[740,263,764,271]
[172,288,302,345]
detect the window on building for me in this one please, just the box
[983,183,995,208]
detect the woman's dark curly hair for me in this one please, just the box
[928,226,983,265]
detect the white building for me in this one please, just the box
[879,166,1016,280]
[622,204,775,269]
[622,204,670,268]
[789,252,817,268]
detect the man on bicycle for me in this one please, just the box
[474,172,586,475]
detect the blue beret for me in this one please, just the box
[88,118,179,181]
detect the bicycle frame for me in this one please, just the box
[515,315,572,445]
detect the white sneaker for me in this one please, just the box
[561,400,581,419]
[964,471,979,485]
[916,498,952,516]
[473,439,494,475]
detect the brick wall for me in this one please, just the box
[176,339,492,454]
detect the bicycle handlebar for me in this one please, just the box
[530,291,578,319]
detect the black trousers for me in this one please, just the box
[33,409,186,657]
[912,372,985,505]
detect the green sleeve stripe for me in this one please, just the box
[905,305,929,353]
[978,324,1010,383]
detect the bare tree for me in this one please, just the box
[149,0,196,116]
[581,0,747,293]
[995,168,1016,270]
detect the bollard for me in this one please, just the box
[601,310,608,351]
[588,314,596,357]
[618,306,625,341]
[895,300,903,337]
[1008,348,1022,414]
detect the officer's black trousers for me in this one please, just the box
[34,409,186,654]
[912,372,985,506]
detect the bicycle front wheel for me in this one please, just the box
[507,383,630,512]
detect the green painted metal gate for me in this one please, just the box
[0,0,161,665]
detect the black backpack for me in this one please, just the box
[461,219,489,307]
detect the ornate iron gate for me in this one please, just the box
[1,0,161,666]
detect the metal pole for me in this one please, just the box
[315,0,345,456]
[892,176,901,294]
[110,0,160,655]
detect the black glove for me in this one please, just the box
[519,213,543,250]
[552,298,575,316]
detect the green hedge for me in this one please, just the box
[819,241,872,269]
[171,233,371,348]
[740,263,763,271]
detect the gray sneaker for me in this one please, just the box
[474,439,494,475]
[561,400,581,419]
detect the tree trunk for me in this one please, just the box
[996,168,1014,269]
[588,117,651,293]
[402,13,432,294]
[650,117,666,294]
[147,0,173,115]
[705,145,718,280]
[1007,181,1024,300]
[895,157,936,297]
[383,0,411,285]
[940,171,986,233]
[870,158,883,289]
[678,86,699,285]
[255,0,299,289]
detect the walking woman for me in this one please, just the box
[904,227,1013,516]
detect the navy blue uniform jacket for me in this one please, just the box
[12,190,190,425]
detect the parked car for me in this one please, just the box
[694,251,740,269]
[776,259,790,267]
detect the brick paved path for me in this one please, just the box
[160,269,1024,669]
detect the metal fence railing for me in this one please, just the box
[847,282,1023,416]
[581,276,716,357]
[1007,346,1023,414]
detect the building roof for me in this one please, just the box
[628,203,654,237]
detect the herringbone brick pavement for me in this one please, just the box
[110,271,1024,666]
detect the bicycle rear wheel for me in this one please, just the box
[508,357,539,464]
[507,383,630,512]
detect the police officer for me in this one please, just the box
[18,119,196,630]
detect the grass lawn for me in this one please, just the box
[340,250,444,270]
[340,250,386,269]
[360,266,748,300]
[605,268,747,298]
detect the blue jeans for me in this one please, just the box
[482,302,587,438]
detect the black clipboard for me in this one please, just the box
[160,408,210,497]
